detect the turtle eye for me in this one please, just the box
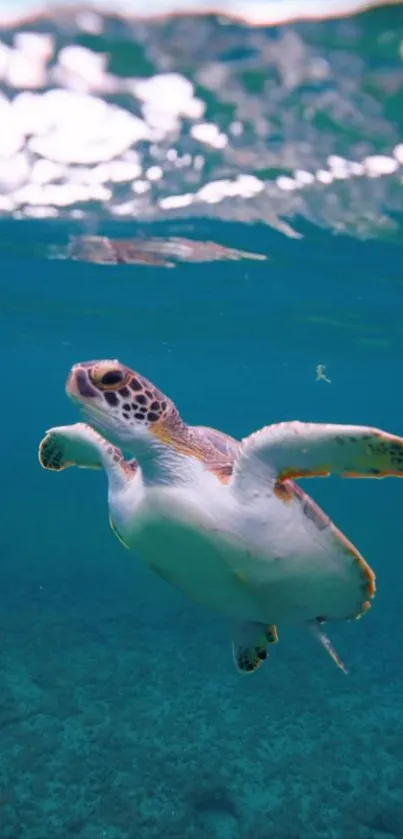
[100,369,124,386]
[89,363,129,391]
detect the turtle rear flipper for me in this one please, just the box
[232,621,278,674]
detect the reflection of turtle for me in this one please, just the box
[64,235,267,268]
[39,359,403,675]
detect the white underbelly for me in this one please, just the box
[112,484,368,627]
[127,510,264,623]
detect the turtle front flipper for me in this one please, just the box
[39,423,104,471]
[38,422,138,494]
[232,621,278,674]
[231,421,403,493]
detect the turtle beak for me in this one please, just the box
[66,365,99,401]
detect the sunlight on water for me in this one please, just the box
[0,1,402,240]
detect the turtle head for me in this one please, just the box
[66,359,180,455]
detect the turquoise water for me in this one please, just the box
[2,4,403,838]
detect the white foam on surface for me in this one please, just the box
[2,0,402,26]
[0,0,400,239]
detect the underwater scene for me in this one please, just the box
[1,1,403,837]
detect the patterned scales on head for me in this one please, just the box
[38,358,403,677]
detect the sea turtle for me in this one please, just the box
[38,358,403,675]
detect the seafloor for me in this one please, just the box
[1,538,403,839]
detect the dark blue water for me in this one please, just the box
[2,5,403,839]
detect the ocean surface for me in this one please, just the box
[1,2,403,838]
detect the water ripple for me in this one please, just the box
[0,2,402,241]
